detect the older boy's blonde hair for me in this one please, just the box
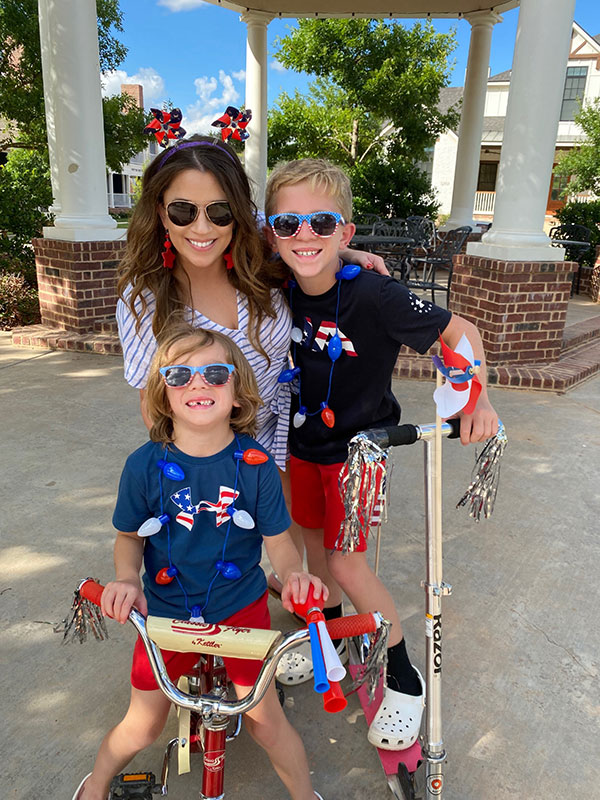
[145,323,262,444]
[265,159,353,222]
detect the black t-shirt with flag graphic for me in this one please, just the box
[286,269,452,464]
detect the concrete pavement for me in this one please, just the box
[1,331,598,799]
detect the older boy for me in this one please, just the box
[265,159,498,751]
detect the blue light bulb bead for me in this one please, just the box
[327,334,342,361]
[335,264,361,281]
[278,366,301,383]
[157,460,185,481]
[216,560,242,580]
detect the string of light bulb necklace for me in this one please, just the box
[278,262,361,429]
[137,435,268,622]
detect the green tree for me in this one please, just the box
[0,0,143,164]
[554,98,600,197]
[269,19,459,218]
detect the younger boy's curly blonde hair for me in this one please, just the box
[145,323,262,444]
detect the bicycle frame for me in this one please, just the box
[77,580,381,800]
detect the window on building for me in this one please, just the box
[112,174,124,193]
[550,173,569,202]
[477,162,498,192]
[560,66,588,121]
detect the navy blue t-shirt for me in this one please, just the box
[286,270,452,463]
[112,434,291,622]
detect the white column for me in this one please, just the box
[37,0,61,216]
[38,0,119,241]
[444,10,501,230]
[241,10,272,212]
[468,0,576,261]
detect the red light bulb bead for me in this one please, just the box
[156,566,178,585]
[320,403,335,428]
[234,448,269,465]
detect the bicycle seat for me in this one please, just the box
[146,615,285,660]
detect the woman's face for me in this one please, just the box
[159,168,234,275]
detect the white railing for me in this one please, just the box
[109,193,133,208]
[473,191,496,215]
[567,192,598,204]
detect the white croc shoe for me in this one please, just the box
[72,773,92,800]
[367,667,426,751]
[276,640,347,686]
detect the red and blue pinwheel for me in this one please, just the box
[432,334,482,418]
[211,106,252,142]
[144,108,186,148]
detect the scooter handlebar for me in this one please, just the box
[361,417,462,448]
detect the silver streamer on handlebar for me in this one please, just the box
[347,616,391,703]
[336,433,390,553]
[56,584,109,644]
[456,421,508,520]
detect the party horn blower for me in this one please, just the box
[293,587,348,711]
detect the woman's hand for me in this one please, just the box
[280,571,329,615]
[341,247,390,276]
[101,579,147,624]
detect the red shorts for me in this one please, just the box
[131,591,271,691]
[289,455,367,552]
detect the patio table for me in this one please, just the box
[350,234,416,280]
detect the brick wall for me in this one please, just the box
[450,254,575,365]
[33,238,127,333]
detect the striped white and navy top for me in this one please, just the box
[116,286,293,469]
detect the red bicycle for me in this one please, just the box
[70,579,385,800]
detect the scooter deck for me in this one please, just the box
[348,663,422,777]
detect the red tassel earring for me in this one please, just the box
[162,229,175,269]
[224,243,234,270]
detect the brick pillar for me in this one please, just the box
[33,238,126,333]
[590,245,600,303]
[450,254,575,365]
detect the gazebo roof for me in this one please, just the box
[205,0,518,19]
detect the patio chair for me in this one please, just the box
[404,226,472,305]
[549,223,592,295]
[353,213,382,235]
[369,219,412,276]
[403,216,437,281]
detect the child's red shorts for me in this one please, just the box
[131,591,270,691]
[289,455,367,552]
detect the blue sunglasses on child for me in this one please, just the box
[160,363,235,388]
[268,211,346,239]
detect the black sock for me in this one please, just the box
[323,603,343,650]
[386,639,422,696]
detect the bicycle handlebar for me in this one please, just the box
[78,580,380,718]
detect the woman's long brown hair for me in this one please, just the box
[117,135,286,362]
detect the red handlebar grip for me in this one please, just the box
[326,613,377,639]
[79,579,105,608]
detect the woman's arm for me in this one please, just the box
[340,246,390,275]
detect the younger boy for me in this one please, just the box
[265,159,498,751]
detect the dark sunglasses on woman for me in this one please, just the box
[166,200,234,228]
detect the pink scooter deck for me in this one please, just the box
[348,664,422,776]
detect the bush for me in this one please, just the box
[0,272,40,330]
[555,200,600,268]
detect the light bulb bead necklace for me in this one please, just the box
[137,436,268,622]
[278,262,361,429]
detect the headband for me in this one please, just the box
[157,140,238,170]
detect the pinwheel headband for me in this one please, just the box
[156,139,237,169]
